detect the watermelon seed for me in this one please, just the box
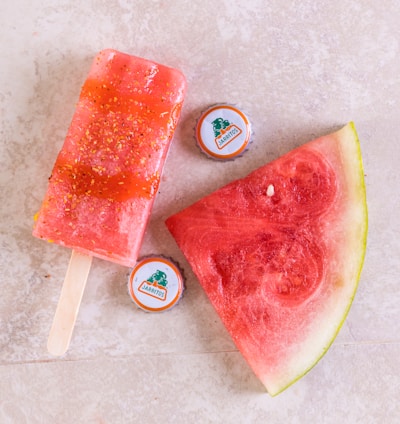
[266,184,275,197]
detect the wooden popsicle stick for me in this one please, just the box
[47,250,93,356]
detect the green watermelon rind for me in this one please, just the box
[268,122,368,395]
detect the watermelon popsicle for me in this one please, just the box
[33,49,186,355]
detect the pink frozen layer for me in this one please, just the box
[33,49,186,266]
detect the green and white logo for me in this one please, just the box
[211,117,242,150]
[138,269,168,301]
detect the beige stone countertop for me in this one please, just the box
[1,1,399,423]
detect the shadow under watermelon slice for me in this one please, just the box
[166,122,367,396]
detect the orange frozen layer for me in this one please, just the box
[33,49,186,266]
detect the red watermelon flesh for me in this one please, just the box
[166,123,367,395]
[33,49,186,267]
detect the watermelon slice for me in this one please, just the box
[166,122,367,395]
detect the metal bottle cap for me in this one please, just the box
[196,104,252,160]
[128,256,184,312]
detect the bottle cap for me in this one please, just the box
[195,104,252,160]
[128,256,184,312]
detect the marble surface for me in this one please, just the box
[1,0,399,422]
